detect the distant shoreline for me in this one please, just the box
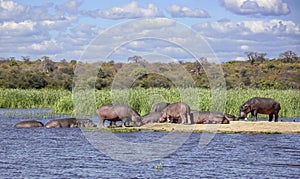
[83,121,300,134]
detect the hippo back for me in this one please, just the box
[151,102,170,112]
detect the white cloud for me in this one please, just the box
[240,45,249,50]
[234,56,247,61]
[17,40,63,55]
[220,0,290,16]
[193,19,300,60]
[0,0,83,60]
[83,1,163,19]
[55,0,83,15]
[39,16,77,30]
[193,19,300,37]
[0,0,26,21]
[0,20,36,35]
[166,4,210,18]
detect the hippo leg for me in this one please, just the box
[274,113,279,122]
[268,114,274,122]
[186,114,191,124]
[222,118,230,124]
[121,118,128,128]
[100,118,105,128]
[252,111,257,121]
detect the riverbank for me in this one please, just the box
[84,121,300,134]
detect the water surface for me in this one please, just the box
[0,109,299,178]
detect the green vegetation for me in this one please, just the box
[1,53,299,118]
[1,54,300,90]
[0,88,299,118]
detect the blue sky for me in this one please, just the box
[1,0,299,62]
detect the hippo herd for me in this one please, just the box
[14,97,281,128]
[14,118,97,128]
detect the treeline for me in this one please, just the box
[0,54,300,90]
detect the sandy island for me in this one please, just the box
[84,121,300,134]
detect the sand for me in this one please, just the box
[138,121,300,134]
[84,121,300,134]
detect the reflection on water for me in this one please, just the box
[0,109,299,178]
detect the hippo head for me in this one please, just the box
[159,116,167,123]
[133,118,142,127]
[239,104,251,119]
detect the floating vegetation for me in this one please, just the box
[153,162,164,171]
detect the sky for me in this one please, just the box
[0,0,299,63]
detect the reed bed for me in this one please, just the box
[0,88,299,118]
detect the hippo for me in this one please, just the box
[191,111,230,124]
[96,104,142,128]
[45,118,78,128]
[159,102,191,124]
[224,113,236,121]
[238,97,281,122]
[141,112,161,125]
[76,119,97,128]
[151,102,170,112]
[14,120,44,128]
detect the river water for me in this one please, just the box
[0,109,299,178]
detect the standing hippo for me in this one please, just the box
[191,111,229,124]
[151,102,170,112]
[45,118,78,128]
[14,120,44,128]
[159,102,191,124]
[141,112,161,125]
[96,104,142,128]
[76,119,97,128]
[239,97,281,122]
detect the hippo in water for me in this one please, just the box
[45,118,78,128]
[76,119,97,128]
[191,111,230,124]
[159,102,191,124]
[141,112,161,125]
[151,102,170,112]
[238,97,281,122]
[96,104,142,128]
[14,120,44,128]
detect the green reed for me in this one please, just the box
[0,88,299,118]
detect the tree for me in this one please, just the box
[8,57,19,67]
[280,50,297,63]
[22,56,30,64]
[190,60,202,76]
[256,52,266,62]
[245,52,267,65]
[42,56,55,73]
[128,55,142,63]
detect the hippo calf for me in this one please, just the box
[141,112,161,125]
[96,104,142,128]
[14,120,44,128]
[45,118,78,128]
[159,102,191,124]
[239,97,281,122]
[191,111,230,124]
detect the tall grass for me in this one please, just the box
[0,88,299,118]
[0,88,70,109]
